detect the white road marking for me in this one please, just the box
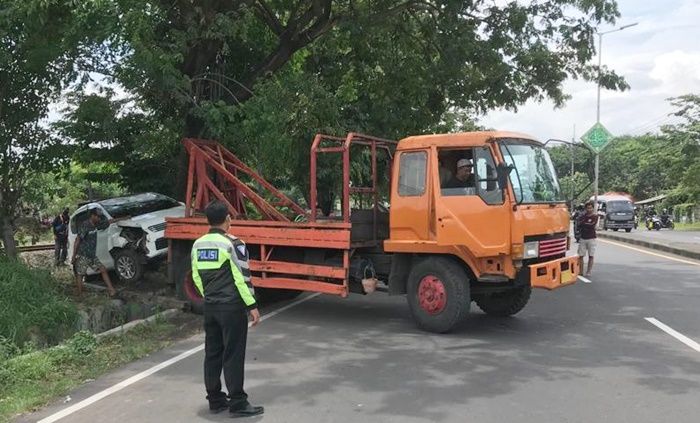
[645,317,700,353]
[38,293,321,423]
[598,239,700,267]
[577,276,592,283]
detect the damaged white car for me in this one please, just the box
[67,193,185,283]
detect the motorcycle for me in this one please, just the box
[646,216,661,231]
[646,215,674,230]
[659,214,675,230]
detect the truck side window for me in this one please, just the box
[439,148,476,197]
[398,151,427,196]
[475,147,504,205]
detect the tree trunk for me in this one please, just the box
[1,214,17,259]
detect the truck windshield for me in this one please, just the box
[498,140,563,204]
[607,201,633,212]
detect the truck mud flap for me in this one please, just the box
[529,256,579,290]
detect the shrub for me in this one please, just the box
[0,257,78,351]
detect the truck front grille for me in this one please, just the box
[538,237,568,258]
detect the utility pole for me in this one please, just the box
[570,125,575,210]
[594,22,638,206]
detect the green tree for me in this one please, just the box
[70,0,626,199]
[548,95,700,206]
[56,90,180,196]
[0,0,111,258]
[662,94,700,204]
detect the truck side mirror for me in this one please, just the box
[496,163,513,190]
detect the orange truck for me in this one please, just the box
[166,131,579,333]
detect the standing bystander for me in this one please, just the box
[577,201,598,277]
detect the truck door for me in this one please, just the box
[390,150,431,241]
[434,146,510,256]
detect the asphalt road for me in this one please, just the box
[606,227,700,244]
[21,239,700,423]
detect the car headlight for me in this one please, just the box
[523,241,539,259]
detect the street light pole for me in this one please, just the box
[571,124,575,210]
[593,22,638,208]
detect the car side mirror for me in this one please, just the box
[496,163,513,190]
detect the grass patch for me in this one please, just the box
[675,222,700,231]
[0,319,193,422]
[0,257,78,349]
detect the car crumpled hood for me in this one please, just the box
[115,206,186,230]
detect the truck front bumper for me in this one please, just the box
[525,255,580,290]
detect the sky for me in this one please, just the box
[479,0,700,142]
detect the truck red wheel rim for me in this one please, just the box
[418,276,446,315]
[184,271,203,303]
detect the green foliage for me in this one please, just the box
[0,0,114,256]
[57,0,625,201]
[548,95,700,208]
[0,320,185,421]
[0,257,78,349]
[56,91,180,197]
[65,330,97,355]
[23,162,126,217]
[558,171,593,205]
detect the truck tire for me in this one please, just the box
[612,228,618,232]
[183,270,204,315]
[170,240,202,314]
[474,286,531,317]
[407,257,470,333]
[625,228,632,233]
[113,249,144,284]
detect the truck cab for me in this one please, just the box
[384,132,579,332]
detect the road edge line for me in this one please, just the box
[598,239,700,266]
[38,293,321,423]
[644,317,700,353]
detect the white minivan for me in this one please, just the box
[68,193,185,283]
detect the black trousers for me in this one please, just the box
[203,304,249,408]
[55,237,68,263]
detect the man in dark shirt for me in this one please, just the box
[70,208,122,297]
[577,201,598,277]
[444,158,475,189]
[52,208,70,266]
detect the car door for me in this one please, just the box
[68,208,89,264]
[94,206,116,270]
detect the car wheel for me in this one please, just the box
[113,249,144,284]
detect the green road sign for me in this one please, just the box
[581,122,614,153]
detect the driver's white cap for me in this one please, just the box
[457,158,473,168]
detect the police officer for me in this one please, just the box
[191,201,264,417]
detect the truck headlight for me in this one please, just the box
[523,241,539,259]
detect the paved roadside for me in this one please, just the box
[597,228,700,259]
[19,241,700,423]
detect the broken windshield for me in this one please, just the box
[99,193,180,218]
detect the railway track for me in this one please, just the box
[0,244,55,253]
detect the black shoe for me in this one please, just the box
[230,403,264,418]
[207,393,230,414]
[210,402,229,414]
